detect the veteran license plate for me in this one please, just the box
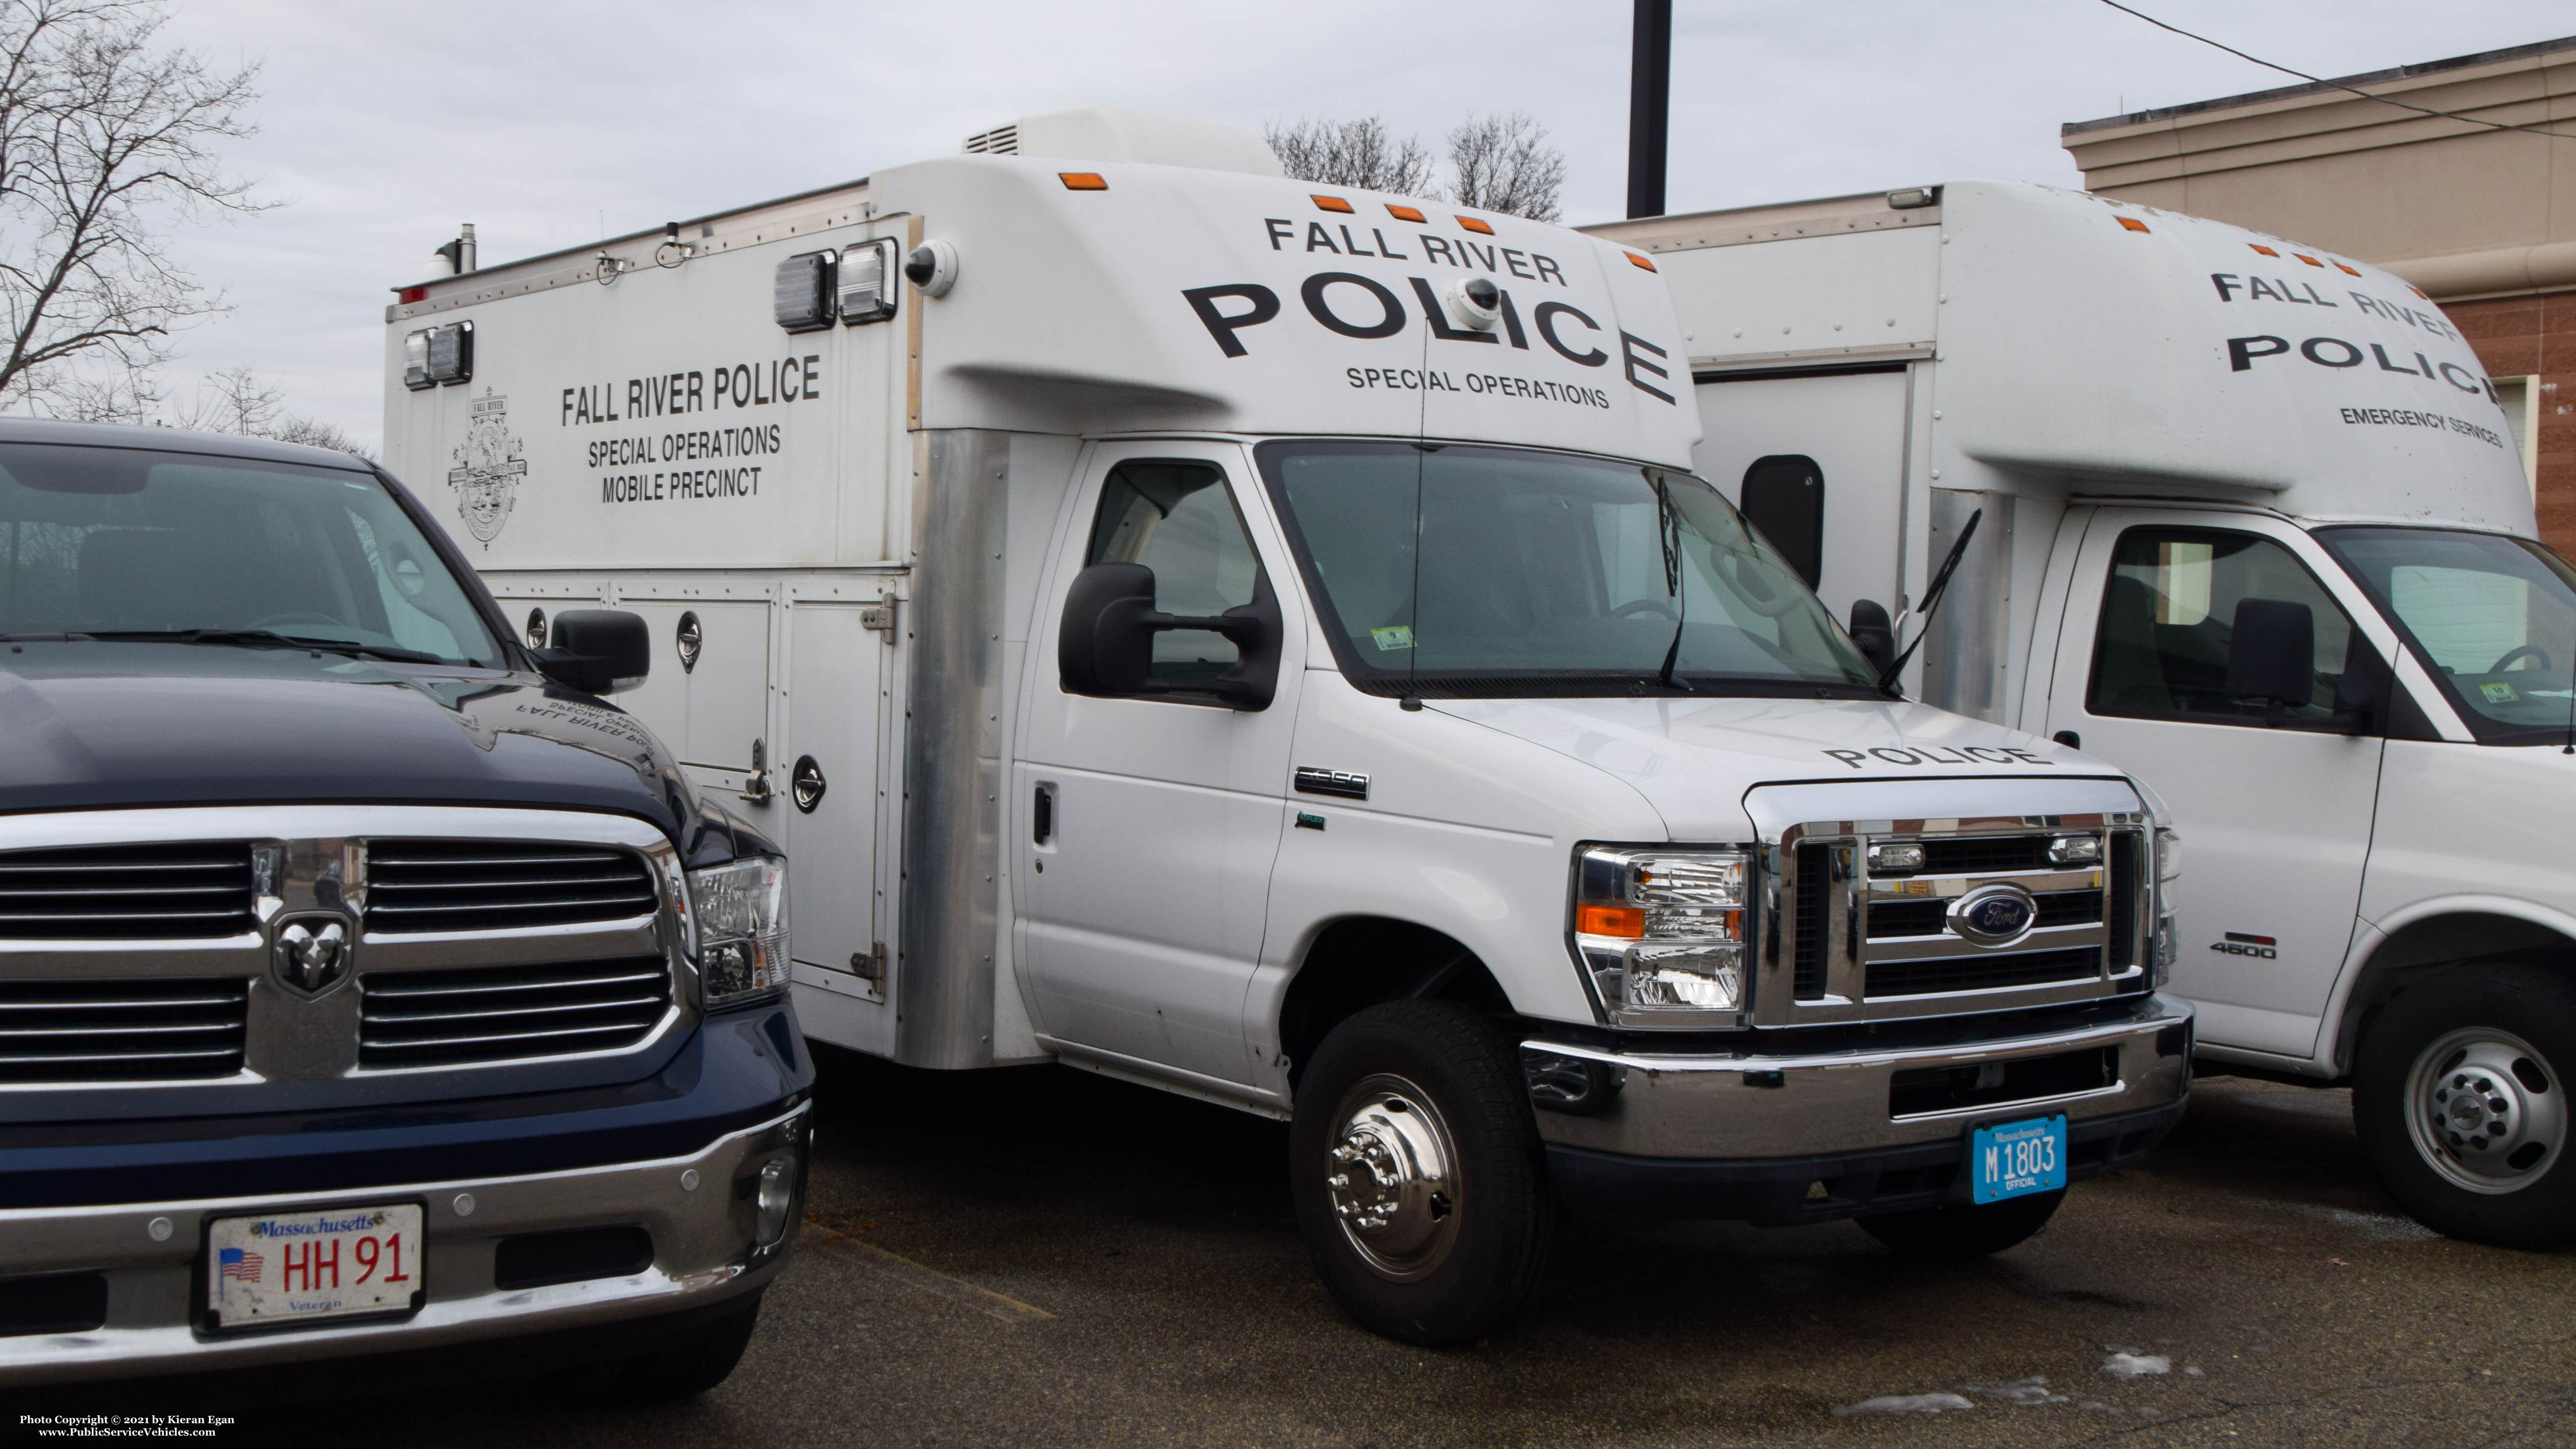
[1970,1115,2068,1204]
[205,1203,424,1330]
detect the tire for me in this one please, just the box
[596,1295,763,1403]
[2354,965,2576,1249]
[1857,1189,2065,1260]
[1289,1000,1557,1345]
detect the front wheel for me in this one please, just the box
[1289,1000,1557,1345]
[1857,1189,2064,1259]
[2355,966,2576,1248]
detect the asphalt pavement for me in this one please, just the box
[19,1048,2576,1447]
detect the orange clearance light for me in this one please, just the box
[1626,251,1658,273]
[1312,195,1354,213]
[1058,172,1108,191]
[1457,215,1495,235]
[2334,262,2362,276]
[1576,903,1645,938]
[2296,253,2325,268]
[2249,243,2280,257]
[2116,216,2150,233]
[1385,204,1426,223]
[2410,285,2431,299]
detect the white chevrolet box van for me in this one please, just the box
[387,113,2190,1342]
[1597,179,2576,1247]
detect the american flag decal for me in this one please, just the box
[219,1246,263,1283]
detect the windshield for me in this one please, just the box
[2317,526,2576,744]
[1253,440,1878,696]
[0,442,500,667]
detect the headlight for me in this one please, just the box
[686,856,790,1008]
[1572,846,1749,1025]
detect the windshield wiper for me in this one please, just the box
[1876,508,1983,694]
[86,629,451,665]
[1651,473,1690,693]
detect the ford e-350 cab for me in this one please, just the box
[0,420,806,1391]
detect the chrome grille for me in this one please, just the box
[366,841,656,934]
[0,843,254,940]
[357,956,671,1068]
[0,977,249,1082]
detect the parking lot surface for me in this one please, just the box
[22,1048,2576,1447]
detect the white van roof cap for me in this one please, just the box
[961,106,1285,178]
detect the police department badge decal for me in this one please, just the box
[447,389,528,546]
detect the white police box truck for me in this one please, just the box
[1594,180,2576,1247]
[385,113,2189,1343]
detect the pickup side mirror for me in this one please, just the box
[2226,598,2314,714]
[1057,561,1280,710]
[1847,598,1896,679]
[533,609,651,694]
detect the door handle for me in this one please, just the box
[1033,784,1055,845]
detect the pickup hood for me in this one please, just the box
[1431,694,2126,838]
[0,643,749,855]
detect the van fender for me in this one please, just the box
[2320,893,2576,1073]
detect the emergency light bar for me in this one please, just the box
[774,250,837,333]
[838,238,900,326]
[401,321,473,390]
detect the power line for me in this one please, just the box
[2097,1,2576,139]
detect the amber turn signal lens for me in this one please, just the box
[1576,903,1645,938]
[1385,204,1426,222]
[1313,195,1355,213]
[1058,172,1108,191]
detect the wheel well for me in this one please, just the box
[2334,912,2576,1072]
[1276,917,1511,1088]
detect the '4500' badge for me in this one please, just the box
[447,389,528,546]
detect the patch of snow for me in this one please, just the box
[1965,1378,2069,1406]
[1834,1393,1975,1417]
[2185,1366,2206,1378]
[2273,1202,2441,1242]
[2102,1352,2171,1380]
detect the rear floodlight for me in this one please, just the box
[1886,187,1939,210]
[773,250,836,333]
[838,237,900,326]
[405,321,473,390]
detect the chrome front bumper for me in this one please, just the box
[0,1104,808,1385]
[1525,996,2192,1161]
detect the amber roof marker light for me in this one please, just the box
[1058,172,1108,191]
[1312,195,1354,213]
[1385,204,1426,223]
[2116,216,2150,233]
[1456,216,1495,235]
[1626,252,1658,273]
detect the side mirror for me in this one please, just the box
[1847,598,1896,678]
[1057,561,1280,710]
[2226,598,2314,714]
[534,609,651,694]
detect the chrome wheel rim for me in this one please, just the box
[1324,1073,1462,1282]
[2404,1027,2566,1195]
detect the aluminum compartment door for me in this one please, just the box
[1690,368,1909,625]
[783,603,885,992]
[2045,512,2385,1059]
[612,599,774,796]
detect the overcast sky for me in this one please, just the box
[140,0,2576,454]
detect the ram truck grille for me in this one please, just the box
[365,841,658,934]
[357,956,673,1068]
[0,843,255,940]
[0,976,250,1082]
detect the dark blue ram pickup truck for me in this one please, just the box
[0,419,808,1393]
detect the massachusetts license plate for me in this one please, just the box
[205,1203,424,1330]
[1970,1115,2068,1204]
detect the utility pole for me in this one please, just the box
[1627,0,1672,219]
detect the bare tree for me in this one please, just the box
[174,364,371,459]
[0,0,263,416]
[1446,112,1566,222]
[1265,115,1438,198]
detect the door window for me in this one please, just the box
[2088,527,2364,727]
[1085,461,1260,689]
[1738,454,1824,590]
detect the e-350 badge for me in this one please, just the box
[447,389,528,547]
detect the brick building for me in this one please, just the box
[2063,37,2576,553]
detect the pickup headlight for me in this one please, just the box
[686,856,789,1008]
[2151,827,2181,989]
[1572,846,1749,1025]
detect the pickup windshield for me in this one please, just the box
[2317,525,2576,744]
[1253,440,1878,696]
[0,442,500,667]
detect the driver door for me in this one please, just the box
[1013,442,1307,1088]
[2045,512,2390,1058]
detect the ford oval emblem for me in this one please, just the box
[1951,884,2039,947]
